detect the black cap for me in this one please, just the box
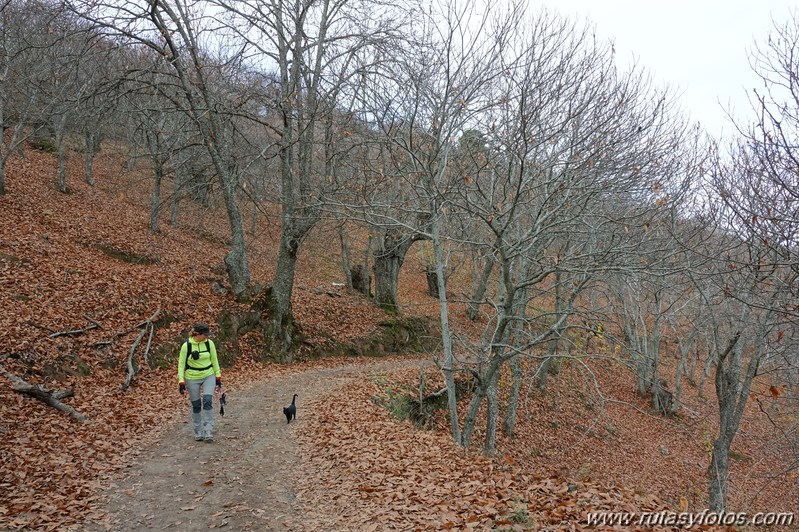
[193,323,210,335]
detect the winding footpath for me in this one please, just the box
[87,359,425,531]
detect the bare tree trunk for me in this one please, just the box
[268,219,315,362]
[431,213,461,444]
[54,115,68,193]
[218,163,250,298]
[351,264,371,296]
[373,228,417,313]
[425,268,440,298]
[699,346,716,399]
[484,369,499,455]
[708,437,731,512]
[708,332,740,512]
[351,236,372,296]
[467,256,494,321]
[271,238,299,362]
[150,158,162,233]
[536,338,561,390]
[84,129,100,186]
[462,353,504,448]
[461,382,484,447]
[502,263,530,437]
[503,354,522,437]
[708,330,757,513]
[170,165,183,227]
[647,312,663,410]
[687,344,699,385]
[339,225,352,288]
[537,268,563,390]
[671,341,691,415]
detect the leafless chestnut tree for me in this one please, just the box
[698,13,799,512]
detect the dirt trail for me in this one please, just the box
[88,359,424,531]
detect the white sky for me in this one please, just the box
[535,1,797,139]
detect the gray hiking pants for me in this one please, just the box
[186,374,216,438]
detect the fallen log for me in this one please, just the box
[142,320,155,371]
[122,327,148,390]
[122,309,161,390]
[0,364,87,422]
[52,389,74,400]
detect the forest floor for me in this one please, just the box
[1,144,799,530]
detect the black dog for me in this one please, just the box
[283,394,298,423]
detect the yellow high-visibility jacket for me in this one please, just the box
[177,337,221,382]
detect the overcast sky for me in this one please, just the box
[535,1,796,139]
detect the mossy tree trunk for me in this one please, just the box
[373,228,425,313]
[267,218,315,363]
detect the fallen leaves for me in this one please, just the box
[292,376,666,530]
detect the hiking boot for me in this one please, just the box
[204,436,214,443]
[195,435,203,441]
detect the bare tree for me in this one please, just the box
[347,2,693,453]
[113,50,202,232]
[69,0,254,297]
[193,0,403,360]
[690,211,792,512]
[0,0,59,194]
[452,15,692,453]
[75,39,121,187]
[30,6,102,193]
[697,14,799,510]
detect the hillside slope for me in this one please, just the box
[0,146,797,530]
[0,146,393,529]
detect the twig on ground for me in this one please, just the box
[26,321,56,335]
[48,317,104,339]
[49,322,100,338]
[83,315,103,329]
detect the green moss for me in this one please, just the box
[215,306,264,366]
[42,353,92,381]
[0,252,23,264]
[509,505,531,524]
[29,137,55,153]
[729,450,752,462]
[95,244,159,265]
[149,343,177,370]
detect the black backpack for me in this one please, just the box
[184,339,212,373]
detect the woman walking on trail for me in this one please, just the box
[178,323,223,442]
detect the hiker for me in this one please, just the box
[178,323,222,442]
